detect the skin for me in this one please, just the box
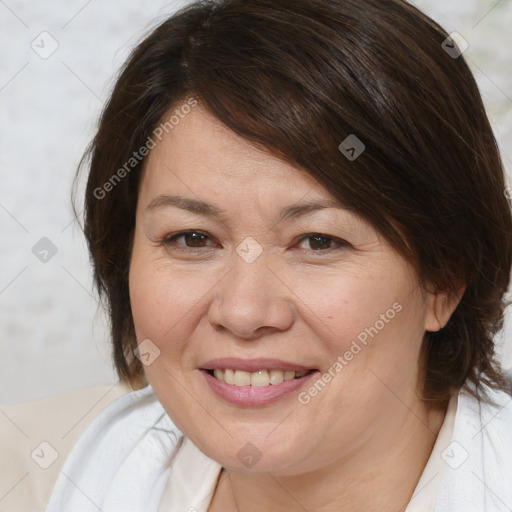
[129,102,462,512]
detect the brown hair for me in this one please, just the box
[79,0,512,403]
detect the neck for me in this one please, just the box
[208,399,447,512]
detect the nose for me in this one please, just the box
[207,252,295,341]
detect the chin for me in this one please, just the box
[200,434,308,474]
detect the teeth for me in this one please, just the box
[210,368,310,386]
[234,370,251,386]
[251,370,269,387]
[269,369,284,385]
[214,369,225,382]
[284,370,295,381]
[225,369,235,385]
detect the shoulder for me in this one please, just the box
[454,383,512,452]
[476,385,512,450]
[0,381,137,512]
[458,382,512,428]
[435,384,512,510]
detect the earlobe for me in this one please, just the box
[424,284,466,332]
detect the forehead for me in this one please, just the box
[140,104,321,196]
[134,106,397,258]
[136,107,386,252]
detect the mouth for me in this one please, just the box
[200,365,320,407]
[199,358,320,406]
[203,368,317,387]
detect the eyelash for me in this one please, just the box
[159,229,350,254]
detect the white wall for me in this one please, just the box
[1,0,511,404]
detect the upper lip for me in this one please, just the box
[200,357,316,372]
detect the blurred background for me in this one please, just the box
[1,0,511,404]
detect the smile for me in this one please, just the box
[207,368,313,386]
[200,360,320,406]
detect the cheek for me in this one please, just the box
[128,246,213,351]
[294,262,426,382]
[287,263,416,342]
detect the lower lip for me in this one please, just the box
[200,369,319,407]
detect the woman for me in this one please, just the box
[1,0,511,510]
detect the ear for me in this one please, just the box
[424,284,466,332]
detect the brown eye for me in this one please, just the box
[161,230,215,250]
[296,233,348,252]
[307,235,335,250]
[181,231,208,247]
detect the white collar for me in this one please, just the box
[160,393,459,512]
[404,392,458,512]
[46,383,512,512]
[157,436,222,511]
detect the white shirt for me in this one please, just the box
[156,391,458,511]
[403,392,457,512]
[45,383,512,512]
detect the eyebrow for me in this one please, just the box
[145,194,343,223]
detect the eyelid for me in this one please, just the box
[161,229,218,248]
[293,232,351,251]
[160,229,350,253]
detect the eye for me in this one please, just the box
[295,233,349,252]
[158,230,349,255]
[160,230,218,251]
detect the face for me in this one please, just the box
[129,103,445,476]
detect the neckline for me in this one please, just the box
[158,392,459,511]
